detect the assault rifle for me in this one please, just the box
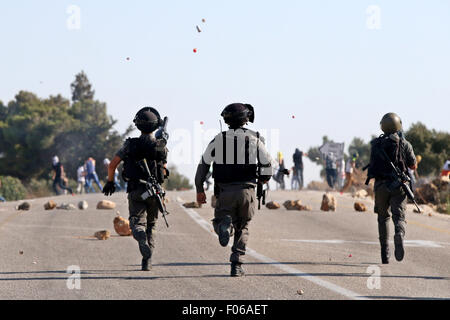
[379,149,421,213]
[138,158,170,228]
[257,181,268,210]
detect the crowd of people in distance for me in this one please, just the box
[51,156,125,196]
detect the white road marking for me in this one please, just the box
[281,239,446,248]
[177,202,367,300]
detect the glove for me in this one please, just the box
[103,181,116,196]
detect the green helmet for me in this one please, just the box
[380,112,403,134]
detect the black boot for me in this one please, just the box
[142,258,152,271]
[381,244,390,264]
[394,233,405,262]
[230,262,245,277]
[218,215,233,247]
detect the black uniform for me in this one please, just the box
[116,134,168,262]
[368,132,416,262]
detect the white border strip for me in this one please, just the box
[178,203,367,300]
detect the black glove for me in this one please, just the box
[103,181,116,196]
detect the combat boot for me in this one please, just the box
[218,215,233,247]
[142,258,152,271]
[394,233,405,261]
[381,244,390,264]
[230,262,245,277]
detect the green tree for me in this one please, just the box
[405,122,449,176]
[70,71,95,102]
[163,166,193,191]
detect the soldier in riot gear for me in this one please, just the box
[195,103,273,277]
[366,113,417,264]
[103,107,169,271]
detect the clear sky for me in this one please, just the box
[1,0,449,184]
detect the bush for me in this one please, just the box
[163,166,193,191]
[26,179,53,198]
[0,176,27,201]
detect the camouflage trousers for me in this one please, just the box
[374,180,407,246]
[213,186,256,264]
[128,185,159,260]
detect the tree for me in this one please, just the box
[70,71,95,102]
[0,72,130,183]
[405,123,449,176]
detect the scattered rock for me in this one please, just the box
[183,202,202,209]
[17,202,31,211]
[97,200,116,210]
[113,215,132,236]
[436,204,448,214]
[297,289,304,295]
[352,189,368,198]
[354,202,367,212]
[57,203,77,210]
[211,195,217,208]
[415,183,439,204]
[320,193,336,212]
[283,200,299,210]
[266,201,281,209]
[78,201,89,210]
[94,230,110,240]
[44,201,57,210]
[19,251,23,255]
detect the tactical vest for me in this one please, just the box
[212,129,260,183]
[368,134,407,180]
[122,136,167,185]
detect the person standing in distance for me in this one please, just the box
[367,113,417,264]
[103,107,169,271]
[195,103,273,277]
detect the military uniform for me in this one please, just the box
[368,115,416,263]
[104,107,169,271]
[195,104,273,276]
[116,134,168,265]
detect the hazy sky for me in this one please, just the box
[1,0,449,184]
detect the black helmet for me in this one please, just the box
[133,107,162,133]
[221,103,254,128]
[380,112,403,134]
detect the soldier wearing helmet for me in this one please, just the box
[366,113,417,264]
[195,103,273,277]
[103,107,169,271]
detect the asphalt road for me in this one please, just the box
[0,189,449,300]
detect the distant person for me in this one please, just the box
[0,178,5,202]
[441,158,450,177]
[51,156,73,195]
[337,157,346,190]
[341,153,358,193]
[325,152,338,189]
[273,152,289,190]
[292,149,306,189]
[103,158,122,192]
[408,155,421,191]
[291,166,301,190]
[76,164,86,194]
[85,157,103,193]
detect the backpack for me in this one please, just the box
[367,134,407,181]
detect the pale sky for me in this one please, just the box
[1,0,449,185]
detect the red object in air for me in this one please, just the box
[349,254,352,258]
[193,48,197,53]
[200,121,204,125]
[292,115,295,119]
